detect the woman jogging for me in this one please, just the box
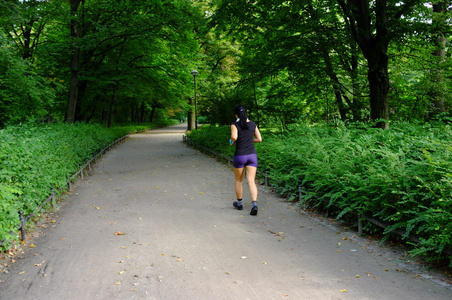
[229,105,262,215]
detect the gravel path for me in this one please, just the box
[1,124,451,300]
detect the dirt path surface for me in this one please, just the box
[1,124,451,300]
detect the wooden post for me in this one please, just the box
[19,210,26,241]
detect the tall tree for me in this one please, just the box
[429,1,447,116]
[213,0,438,128]
[66,0,84,123]
[64,0,200,124]
[326,0,426,128]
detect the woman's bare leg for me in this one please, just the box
[234,167,245,199]
[245,166,258,202]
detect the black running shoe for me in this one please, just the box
[250,206,258,216]
[233,202,243,210]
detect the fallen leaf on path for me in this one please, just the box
[118,271,124,274]
[340,289,347,292]
[93,206,100,209]
[337,250,342,253]
[115,282,121,285]
[30,244,35,248]
[355,275,360,278]
[50,220,56,223]
[176,259,182,262]
[114,231,125,236]
[225,272,230,275]
[19,271,25,275]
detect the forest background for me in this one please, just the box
[0,0,451,266]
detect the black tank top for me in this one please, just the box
[232,120,257,156]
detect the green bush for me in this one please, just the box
[186,122,452,264]
[0,122,143,247]
[186,125,234,157]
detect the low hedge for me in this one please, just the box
[0,122,162,248]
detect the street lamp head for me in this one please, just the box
[191,70,198,77]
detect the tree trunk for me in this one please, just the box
[22,20,33,60]
[430,1,446,116]
[107,84,117,128]
[187,97,195,131]
[140,102,146,123]
[323,50,347,121]
[65,0,83,123]
[368,49,390,129]
[253,81,260,127]
[150,106,156,123]
[131,106,136,123]
[338,0,390,129]
[350,42,364,121]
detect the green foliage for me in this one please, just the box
[0,33,57,126]
[0,0,203,125]
[187,122,452,264]
[0,122,146,248]
[186,125,234,157]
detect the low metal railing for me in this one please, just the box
[1,134,129,247]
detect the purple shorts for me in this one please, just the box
[233,154,258,168]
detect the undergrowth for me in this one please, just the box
[186,122,452,265]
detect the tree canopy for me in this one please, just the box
[0,0,451,128]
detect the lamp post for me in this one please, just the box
[191,70,198,130]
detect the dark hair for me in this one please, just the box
[234,105,248,129]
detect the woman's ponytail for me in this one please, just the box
[234,105,248,129]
